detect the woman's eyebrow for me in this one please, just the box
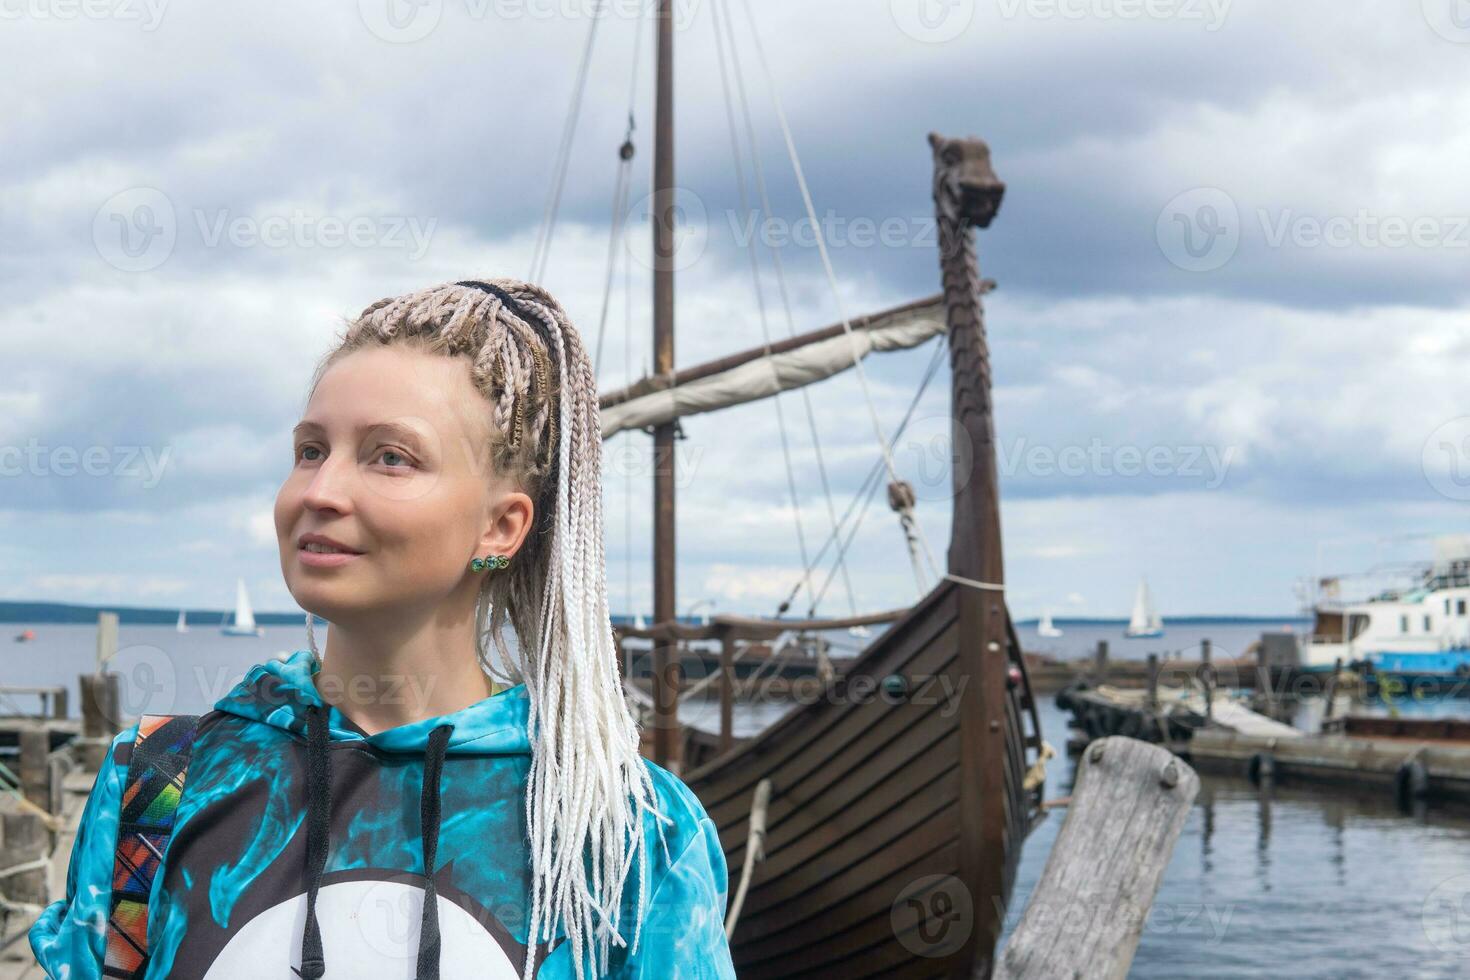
[291,420,429,449]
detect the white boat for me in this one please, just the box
[1037,609,1063,638]
[1295,534,1470,676]
[176,609,190,633]
[221,578,265,637]
[1125,577,1164,638]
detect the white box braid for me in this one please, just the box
[307,276,672,980]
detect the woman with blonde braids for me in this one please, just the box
[30,278,736,980]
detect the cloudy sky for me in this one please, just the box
[2,0,1468,622]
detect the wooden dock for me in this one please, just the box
[1057,679,1300,753]
[1191,720,1470,804]
[0,615,127,977]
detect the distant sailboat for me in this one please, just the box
[176,609,190,634]
[1037,609,1063,638]
[221,578,265,637]
[1125,577,1165,638]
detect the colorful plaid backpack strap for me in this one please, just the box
[103,713,201,979]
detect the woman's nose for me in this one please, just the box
[300,454,356,513]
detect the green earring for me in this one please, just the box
[470,554,510,572]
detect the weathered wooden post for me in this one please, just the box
[1,812,49,907]
[1146,653,1160,711]
[1201,638,1214,723]
[719,626,734,753]
[80,673,121,739]
[1092,640,1109,685]
[96,610,118,669]
[52,685,69,720]
[79,667,122,773]
[1323,656,1343,721]
[1255,644,1272,704]
[19,728,49,810]
[996,737,1199,979]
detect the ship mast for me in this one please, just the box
[650,0,681,772]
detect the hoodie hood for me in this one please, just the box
[214,649,529,980]
[213,649,532,756]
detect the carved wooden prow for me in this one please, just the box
[930,130,1006,586]
[930,130,1014,979]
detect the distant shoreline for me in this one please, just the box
[0,599,1307,627]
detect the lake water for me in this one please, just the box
[1002,698,1470,979]
[8,623,1470,977]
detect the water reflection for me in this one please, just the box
[1006,701,1470,977]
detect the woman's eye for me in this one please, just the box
[297,445,322,463]
[376,448,415,470]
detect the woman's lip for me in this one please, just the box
[297,548,364,568]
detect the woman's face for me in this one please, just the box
[275,344,533,628]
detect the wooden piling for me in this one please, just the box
[1200,639,1214,723]
[95,610,118,669]
[1323,657,1343,720]
[1,812,48,907]
[1146,653,1160,711]
[719,627,734,753]
[1092,640,1109,685]
[996,737,1199,980]
[80,672,121,740]
[18,729,49,811]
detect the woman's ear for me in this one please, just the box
[480,489,535,558]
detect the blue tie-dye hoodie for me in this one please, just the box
[29,650,736,979]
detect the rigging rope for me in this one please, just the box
[776,335,945,618]
[708,0,821,619]
[527,0,608,284]
[715,0,860,621]
[733,0,944,593]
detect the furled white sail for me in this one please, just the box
[1128,581,1150,633]
[234,578,257,630]
[1038,609,1062,638]
[1126,578,1164,637]
[599,297,945,439]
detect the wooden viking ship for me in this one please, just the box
[562,5,1047,975]
[608,128,1046,977]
